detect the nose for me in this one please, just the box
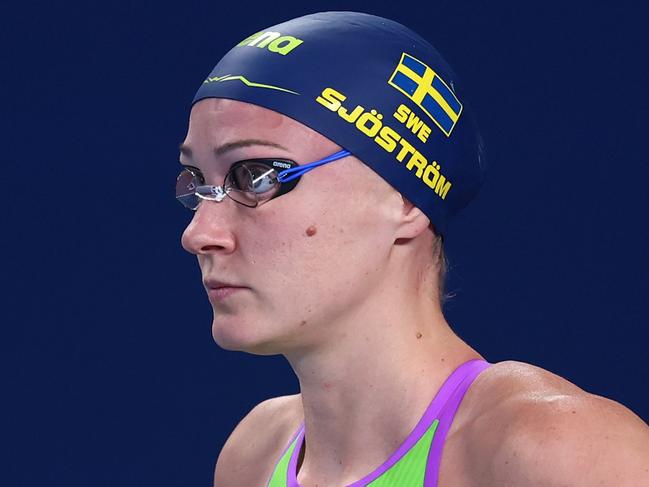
[181,200,237,255]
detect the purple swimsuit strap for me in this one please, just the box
[286,427,305,487]
[424,359,491,486]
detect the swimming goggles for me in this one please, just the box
[176,149,350,209]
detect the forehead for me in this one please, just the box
[184,98,328,150]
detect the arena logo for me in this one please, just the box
[236,31,304,56]
[272,161,292,169]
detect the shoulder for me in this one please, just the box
[458,361,649,486]
[213,393,303,487]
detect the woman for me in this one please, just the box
[176,12,649,487]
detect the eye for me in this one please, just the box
[229,163,278,195]
[177,167,204,193]
[176,167,205,210]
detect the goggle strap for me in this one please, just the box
[278,149,351,183]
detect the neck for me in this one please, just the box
[283,281,481,485]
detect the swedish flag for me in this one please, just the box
[388,53,463,137]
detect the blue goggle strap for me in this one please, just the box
[277,149,351,183]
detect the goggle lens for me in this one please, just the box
[176,168,203,210]
[175,162,281,209]
[228,162,280,206]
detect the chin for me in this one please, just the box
[211,318,285,356]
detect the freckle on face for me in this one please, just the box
[306,225,317,237]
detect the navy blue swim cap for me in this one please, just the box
[192,11,486,237]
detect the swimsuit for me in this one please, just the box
[267,359,491,486]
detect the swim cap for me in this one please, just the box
[192,11,486,237]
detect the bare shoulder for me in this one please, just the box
[213,393,303,487]
[458,361,649,487]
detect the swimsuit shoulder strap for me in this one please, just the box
[424,359,491,486]
[266,423,305,487]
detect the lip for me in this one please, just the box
[203,279,248,303]
[206,286,246,302]
[203,278,246,289]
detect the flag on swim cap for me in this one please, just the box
[192,11,486,236]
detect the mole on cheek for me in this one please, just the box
[306,225,317,237]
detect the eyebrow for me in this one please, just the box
[178,139,289,160]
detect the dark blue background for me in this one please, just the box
[3,1,647,485]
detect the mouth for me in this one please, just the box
[206,286,247,302]
[203,279,248,302]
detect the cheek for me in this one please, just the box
[304,216,390,288]
[219,209,390,349]
[245,190,391,304]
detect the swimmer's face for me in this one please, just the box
[180,98,404,354]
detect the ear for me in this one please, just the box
[394,195,431,240]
